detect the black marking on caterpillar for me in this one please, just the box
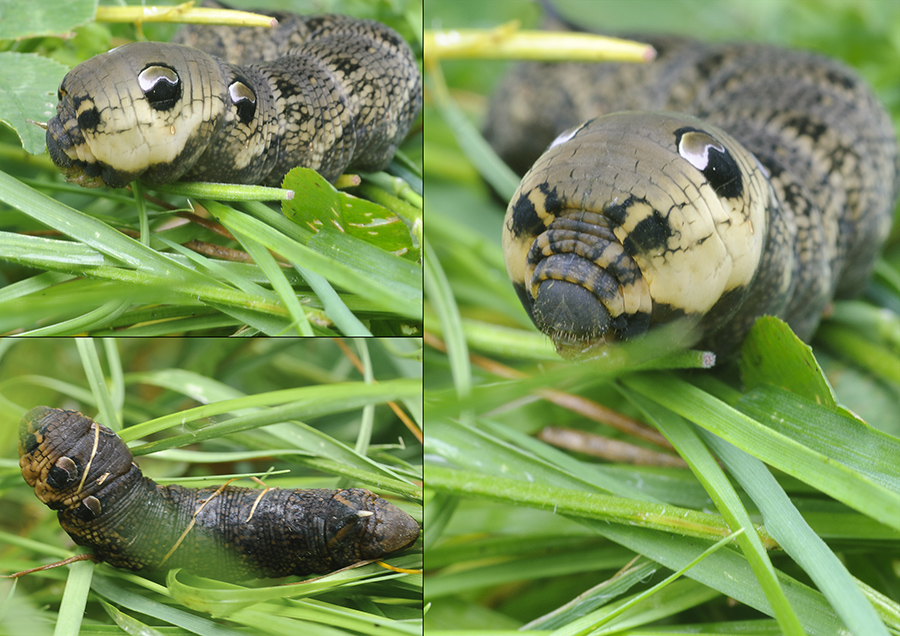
[46,9,422,188]
[488,30,898,360]
[18,406,420,580]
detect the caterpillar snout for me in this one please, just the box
[524,212,652,352]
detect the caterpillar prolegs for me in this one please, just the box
[18,406,420,580]
[46,10,422,188]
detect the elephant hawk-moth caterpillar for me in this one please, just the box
[46,8,422,188]
[18,406,420,580]
[487,28,898,360]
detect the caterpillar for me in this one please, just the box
[486,28,898,359]
[18,406,420,580]
[46,8,422,188]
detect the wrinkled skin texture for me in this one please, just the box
[19,407,420,580]
[46,11,421,188]
[489,31,898,360]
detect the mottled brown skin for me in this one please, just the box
[18,406,420,580]
[46,11,421,188]
[488,32,898,360]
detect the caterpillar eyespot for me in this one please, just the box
[18,406,420,580]
[487,32,898,360]
[45,10,422,188]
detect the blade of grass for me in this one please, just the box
[424,61,520,200]
[622,390,804,636]
[427,464,739,542]
[424,417,851,632]
[227,227,313,335]
[205,201,419,318]
[622,372,900,530]
[90,575,246,636]
[53,560,94,636]
[424,237,472,399]
[0,171,207,283]
[75,338,119,431]
[701,431,892,636]
[551,533,742,636]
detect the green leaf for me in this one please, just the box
[0,0,96,40]
[0,53,67,154]
[740,316,837,405]
[283,167,417,259]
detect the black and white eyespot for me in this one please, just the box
[675,127,743,198]
[138,65,181,111]
[228,80,257,125]
[75,495,102,521]
[47,456,78,490]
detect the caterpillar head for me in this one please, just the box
[315,488,420,568]
[45,42,272,188]
[18,406,136,516]
[502,111,771,358]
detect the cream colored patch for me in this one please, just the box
[614,128,767,315]
[617,200,730,313]
[502,219,532,291]
[621,277,652,317]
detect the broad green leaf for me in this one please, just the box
[740,316,836,405]
[283,167,416,259]
[0,0,96,39]
[0,53,67,154]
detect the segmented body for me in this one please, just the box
[46,10,421,188]
[486,34,898,359]
[18,406,419,580]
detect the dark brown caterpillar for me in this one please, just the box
[46,8,422,188]
[487,29,898,360]
[18,406,420,580]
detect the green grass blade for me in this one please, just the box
[53,560,94,636]
[228,227,314,336]
[91,575,246,636]
[205,200,420,318]
[75,338,119,431]
[622,373,900,530]
[623,391,804,635]
[702,432,893,635]
[424,237,472,398]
